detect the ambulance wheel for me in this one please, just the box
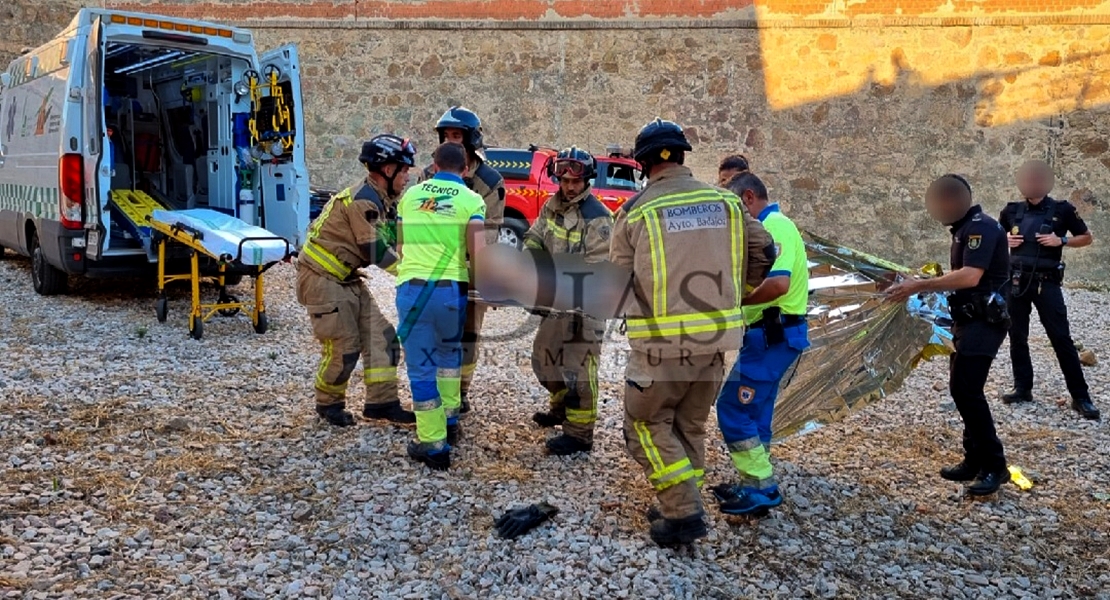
[222,273,244,287]
[30,232,68,296]
[155,297,168,323]
[253,311,268,334]
[189,316,203,340]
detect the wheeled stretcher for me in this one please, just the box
[148,208,292,340]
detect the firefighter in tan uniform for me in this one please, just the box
[416,107,506,416]
[524,147,614,456]
[610,119,775,546]
[296,134,418,427]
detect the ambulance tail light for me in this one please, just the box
[59,153,85,230]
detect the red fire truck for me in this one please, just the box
[485,145,643,248]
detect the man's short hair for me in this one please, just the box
[726,172,768,200]
[433,142,468,173]
[929,174,973,202]
[718,154,751,173]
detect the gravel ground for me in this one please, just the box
[1,251,1108,600]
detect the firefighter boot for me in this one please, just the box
[363,400,417,424]
[447,423,461,446]
[649,513,708,547]
[545,434,592,456]
[407,441,451,471]
[316,403,356,427]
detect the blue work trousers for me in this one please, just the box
[396,280,467,450]
[716,322,809,489]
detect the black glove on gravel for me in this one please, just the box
[494,502,559,539]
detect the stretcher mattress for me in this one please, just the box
[150,208,289,266]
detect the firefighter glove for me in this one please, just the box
[494,502,559,539]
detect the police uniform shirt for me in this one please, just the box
[949,205,1011,355]
[999,196,1089,269]
[950,205,1010,295]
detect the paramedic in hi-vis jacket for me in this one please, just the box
[296,135,417,427]
[416,107,506,416]
[610,118,776,547]
[525,147,615,457]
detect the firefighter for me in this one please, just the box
[417,106,506,416]
[525,147,614,456]
[395,142,487,470]
[711,172,810,516]
[610,118,775,546]
[296,134,417,427]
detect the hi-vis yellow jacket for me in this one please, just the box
[609,165,774,358]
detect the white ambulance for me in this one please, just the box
[0,9,308,294]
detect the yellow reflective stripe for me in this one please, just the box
[728,200,743,308]
[364,367,397,384]
[694,468,705,488]
[565,408,595,424]
[461,363,478,377]
[315,340,346,394]
[627,190,731,222]
[546,219,583,243]
[626,310,744,339]
[633,421,665,474]
[302,241,352,280]
[309,188,350,239]
[643,210,667,313]
[649,457,695,491]
[549,388,568,408]
[587,354,598,409]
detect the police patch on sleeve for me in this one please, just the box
[968,235,982,250]
[738,386,755,404]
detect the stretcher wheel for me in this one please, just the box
[189,316,203,340]
[155,297,168,323]
[217,290,241,317]
[253,311,268,334]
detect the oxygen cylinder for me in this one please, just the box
[238,187,256,225]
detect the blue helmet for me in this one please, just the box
[632,118,692,166]
[435,106,484,151]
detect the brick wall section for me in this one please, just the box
[2,1,1108,279]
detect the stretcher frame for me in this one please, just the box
[148,218,292,340]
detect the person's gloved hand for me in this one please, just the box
[494,502,559,539]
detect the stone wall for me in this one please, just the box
[3,0,1109,279]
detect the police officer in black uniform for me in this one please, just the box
[999,160,1100,420]
[887,174,1011,496]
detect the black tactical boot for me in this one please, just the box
[362,401,416,424]
[710,483,741,504]
[316,403,355,427]
[1002,389,1033,404]
[645,505,663,524]
[649,513,708,547]
[532,410,566,428]
[545,434,592,456]
[407,441,450,471]
[967,469,1007,496]
[940,461,981,482]
[459,394,471,415]
[1071,398,1101,420]
[447,423,460,446]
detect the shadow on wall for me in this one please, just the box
[727,24,1110,280]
